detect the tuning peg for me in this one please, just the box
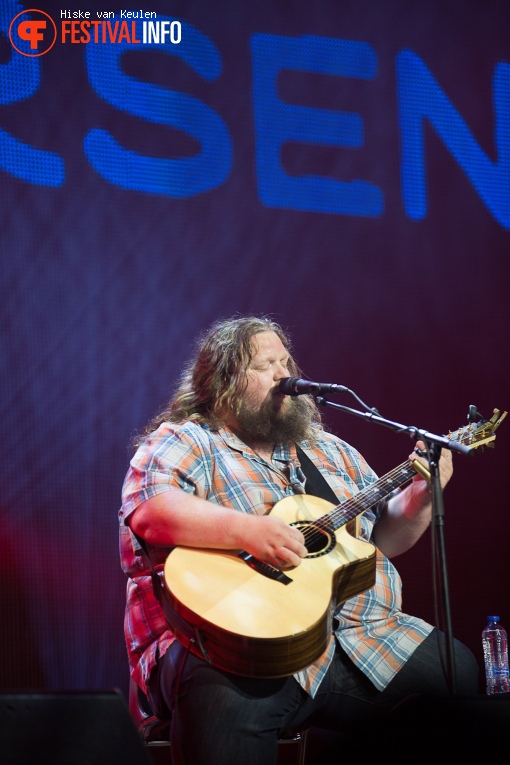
[467,405,480,423]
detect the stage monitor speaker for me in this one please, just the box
[0,690,152,765]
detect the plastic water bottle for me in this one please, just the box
[482,615,510,694]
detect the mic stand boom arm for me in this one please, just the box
[314,397,473,456]
[315,395,474,694]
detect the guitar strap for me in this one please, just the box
[296,446,361,538]
[296,445,339,505]
[129,531,198,717]
[132,531,200,649]
[131,531,163,596]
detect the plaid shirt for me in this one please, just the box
[119,420,432,697]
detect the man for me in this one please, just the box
[119,315,479,765]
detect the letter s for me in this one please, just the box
[84,16,233,196]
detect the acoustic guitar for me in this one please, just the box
[162,409,506,678]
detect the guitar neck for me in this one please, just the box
[320,408,508,533]
[322,460,417,532]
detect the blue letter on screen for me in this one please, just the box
[0,2,65,186]
[397,49,510,230]
[85,16,232,197]
[251,33,383,216]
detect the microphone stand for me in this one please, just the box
[426,441,456,694]
[314,395,473,695]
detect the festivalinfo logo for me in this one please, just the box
[8,7,182,56]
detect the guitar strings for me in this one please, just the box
[299,460,416,552]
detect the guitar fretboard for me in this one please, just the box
[318,460,417,533]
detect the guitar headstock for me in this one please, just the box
[448,408,507,452]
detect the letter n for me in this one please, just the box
[397,49,510,230]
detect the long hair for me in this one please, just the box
[135,315,323,445]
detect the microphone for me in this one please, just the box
[278,377,348,396]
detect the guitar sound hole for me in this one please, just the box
[290,521,335,558]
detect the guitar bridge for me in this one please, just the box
[237,551,293,585]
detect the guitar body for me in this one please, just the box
[162,494,376,678]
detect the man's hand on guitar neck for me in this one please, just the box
[373,440,453,559]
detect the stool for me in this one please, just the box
[128,677,308,765]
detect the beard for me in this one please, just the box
[235,393,313,445]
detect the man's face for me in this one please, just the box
[243,330,291,414]
[232,331,312,444]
